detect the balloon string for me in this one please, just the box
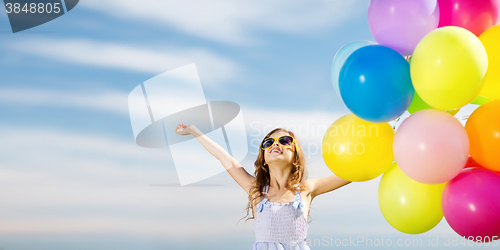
[392,114,468,129]
[458,115,470,121]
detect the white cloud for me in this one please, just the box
[0,126,172,180]
[0,125,460,240]
[0,126,252,237]
[0,85,213,117]
[0,85,348,180]
[0,88,128,114]
[0,87,346,138]
[80,0,367,45]
[0,86,348,183]
[8,38,238,83]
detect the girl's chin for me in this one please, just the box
[266,158,293,165]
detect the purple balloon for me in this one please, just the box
[368,0,440,56]
[442,168,500,242]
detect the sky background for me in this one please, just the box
[0,0,492,249]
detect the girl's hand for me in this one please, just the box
[175,123,195,135]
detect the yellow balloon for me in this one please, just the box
[379,163,446,234]
[322,113,394,182]
[411,26,488,110]
[479,25,500,100]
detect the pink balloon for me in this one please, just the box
[442,168,500,242]
[393,109,469,184]
[438,0,500,36]
[368,0,440,56]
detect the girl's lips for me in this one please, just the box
[270,147,282,153]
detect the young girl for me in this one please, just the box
[175,123,352,249]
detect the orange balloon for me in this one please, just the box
[465,100,500,171]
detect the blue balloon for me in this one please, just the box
[331,40,376,100]
[339,45,414,123]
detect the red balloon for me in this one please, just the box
[464,156,500,174]
[438,0,500,36]
[464,156,482,169]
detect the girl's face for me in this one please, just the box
[263,131,296,166]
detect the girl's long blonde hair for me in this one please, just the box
[239,128,310,224]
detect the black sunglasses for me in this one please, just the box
[261,135,295,150]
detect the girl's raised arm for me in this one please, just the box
[175,123,255,194]
[304,175,352,199]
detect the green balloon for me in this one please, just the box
[408,92,433,114]
[408,92,460,115]
[471,95,491,105]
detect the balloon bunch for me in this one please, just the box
[323,0,500,241]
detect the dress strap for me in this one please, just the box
[294,184,302,200]
[256,185,271,213]
[292,183,305,213]
[257,184,304,213]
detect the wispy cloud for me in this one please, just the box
[8,38,239,83]
[0,87,347,179]
[80,0,367,45]
[0,125,459,241]
[0,126,172,180]
[0,126,249,237]
[0,85,347,170]
[0,87,345,136]
[0,88,128,114]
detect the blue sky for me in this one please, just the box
[0,1,492,249]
